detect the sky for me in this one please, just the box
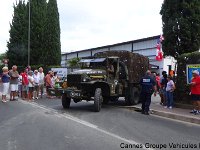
[0,0,164,54]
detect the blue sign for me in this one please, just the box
[186,64,200,83]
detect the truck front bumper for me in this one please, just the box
[49,88,82,99]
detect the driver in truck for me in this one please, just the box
[107,60,114,79]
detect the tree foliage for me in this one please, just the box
[29,0,47,65]
[7,0,28,68]
[67,57,81,68]
[43,0,61,66]
[7,0,61,68]
[160,0,200,59]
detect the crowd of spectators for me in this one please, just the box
[0,65,59,102]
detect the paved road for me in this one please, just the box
[0,97,200,150]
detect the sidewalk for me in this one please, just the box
[124,95,200,125]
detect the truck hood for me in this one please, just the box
[70,69,106,75]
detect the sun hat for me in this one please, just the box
[192,70,199,75]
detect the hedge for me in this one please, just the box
[175,51,200,104]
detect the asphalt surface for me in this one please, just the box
[0,97,200,150]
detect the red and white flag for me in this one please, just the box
[156,35,163,61]
[159,34,164,42]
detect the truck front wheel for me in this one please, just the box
[62,94,71,108]
[94,88,102,112]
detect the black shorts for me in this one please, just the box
[34,85,39,91]
[46,86,51,93]
[29,87,34,92]
[191,94,200,101]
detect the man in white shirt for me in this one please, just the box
[33,70,40,99]
[38,67,45,98]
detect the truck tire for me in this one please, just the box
[94,88,102,112]
[62,94,71,108]
[125,86,140,105]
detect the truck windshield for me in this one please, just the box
[80,58,106,69]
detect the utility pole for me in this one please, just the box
[28,0,31,66]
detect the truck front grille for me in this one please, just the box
[67,74,82,87]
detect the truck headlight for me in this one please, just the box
[83,78,87,82]
[82,74,90,82]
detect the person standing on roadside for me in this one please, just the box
[45,71,53,98]
[189,70,200,115]
[165,76,175,109]
[33,70,39,99]
[21,68,29,100]
[160,74,168,106]
[28,71,34,100]
[159,71,167,105]
[156,73,161,93]
[140,70,157,115]
[38,67,45,98]
[1,67,10,102]
[27,65,31,72]
[9,65,19,101]
[18,71,23,98]
[51,72,59,88]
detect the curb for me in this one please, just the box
[151,109,200,125]
[123,106,200,125]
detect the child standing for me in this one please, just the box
[1,67,10,102]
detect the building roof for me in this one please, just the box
[63,35,160,55]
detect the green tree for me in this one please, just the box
[0,53,7,66]
[160,0,200,59]
[7,0,61,68]
[43,0,61,66]
[7,0,28,68]
[0,53,7,61]
[67,57,81,67]
[29,0,47,65]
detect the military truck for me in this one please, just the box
[50,50,149,112]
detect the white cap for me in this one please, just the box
[192,70,199,75]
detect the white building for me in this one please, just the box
[61,35,176,75]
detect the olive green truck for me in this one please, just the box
[49,50,149,112]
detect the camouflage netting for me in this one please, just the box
[94,50,149,83]
[175,51,200,104]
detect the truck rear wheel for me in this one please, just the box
[62,94,71,108]
[125,86,140,105]
[94,88,102,112]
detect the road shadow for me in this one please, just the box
[40,97,137,113]
[53,100,125,114]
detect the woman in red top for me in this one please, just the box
[21,68,29,100]
[190,70,200,115]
